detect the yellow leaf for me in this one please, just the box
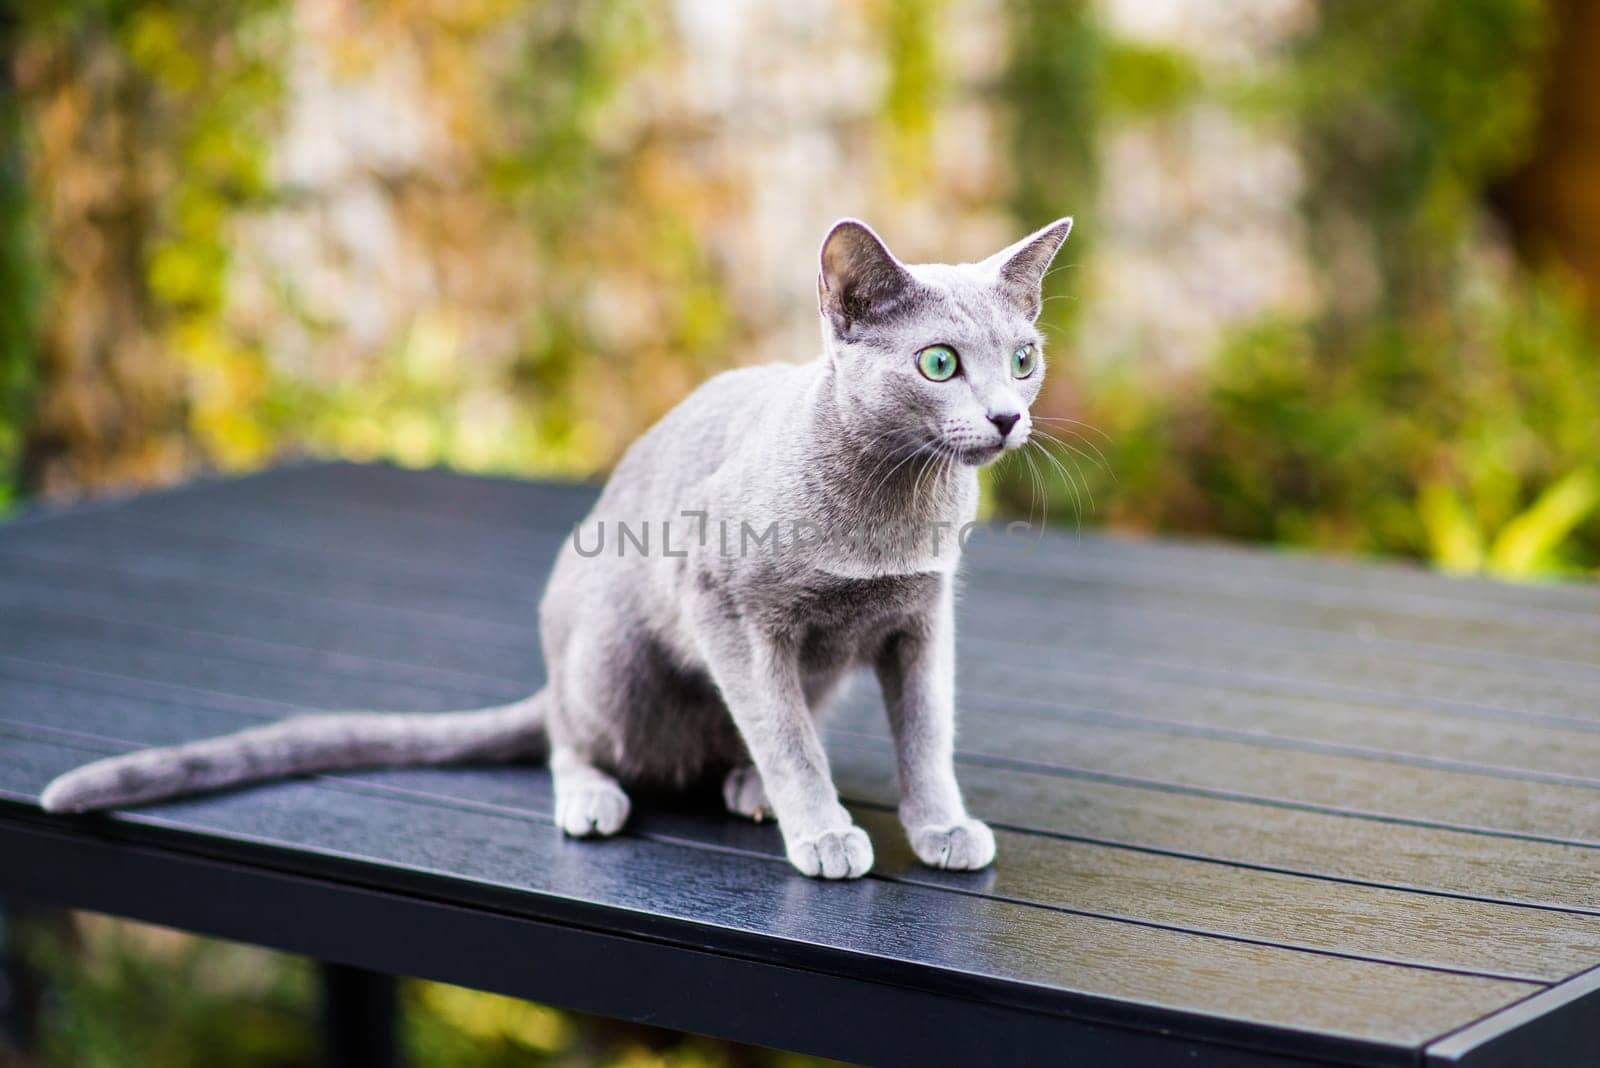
[416,981,571,1053]
[1417,481,1483,574]
[1487,469,1600,578]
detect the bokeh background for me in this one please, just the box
[3,0,1600,1065]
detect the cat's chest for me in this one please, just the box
[773,570,943,665]
[791,570,939,620]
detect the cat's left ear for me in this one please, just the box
[985,217,1074,320]
[818,219,916,336]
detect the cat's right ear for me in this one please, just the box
[818,219,914,337]
[985,217,1074,320]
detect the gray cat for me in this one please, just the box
[41,216,1074,880]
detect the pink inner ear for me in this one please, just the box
[822,222,900,289]
[819,220,914,329]
[991,218,1074,316]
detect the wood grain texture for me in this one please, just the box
[5,667,1600,986]
[5,584,1593,847]
[0,734,1545,1048]
[3,462,1599,1063]
[19,467,1600,736]
[4,520,1597,775]
[5,650,1598,916]
[951,653,1600,782]
[6,550,1599,786]
[832,741,1600,914]
[826,693,1600,846]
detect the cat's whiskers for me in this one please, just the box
[867,437,940,506]
[1031,414,1113,445]
[1011,443,1045,543]
[1031,427,1113,482]
[998,445,1030,528]
[1030,447,1048,535]
[1049,441,1091,523]
[855,433,918,493]
[1027,437,1085,530]
[932,442,969,515]
[847,423,925,493]
[910,440,948,505]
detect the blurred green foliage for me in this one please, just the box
[0,14,40,511]
[131,0,289,469]
[8,0,1592,575]
[1007,0,1097,276]
[1087,272,1600,575]
[18,914,318,1068]
[4,0,290,494]
[879,0,945,190]
[1002,0,1600,579]
[8,913,836,1068]
[287,2,745,481]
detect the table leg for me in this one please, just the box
[320,961,400,1068]
[0,902,42,1057]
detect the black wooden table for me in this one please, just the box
[1,461,1597,1066]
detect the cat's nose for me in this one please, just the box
[989,412,1021,439]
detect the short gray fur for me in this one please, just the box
[39,216,1074,880]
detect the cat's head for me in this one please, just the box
[817,217,1073,466]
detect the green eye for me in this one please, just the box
[1011,342,1038,379]
[917,344,959,382]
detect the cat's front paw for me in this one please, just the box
[909,818,995,871]
[555,782,631,838]
[786,825,874,879]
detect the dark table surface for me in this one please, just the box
[0,461,1596,1066]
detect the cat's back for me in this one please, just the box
[599,361,815,507]
[542,360,815,650]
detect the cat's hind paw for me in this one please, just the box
[555,782,631,838]
[786,825,874,879]
[722,765,771,822]
[909,818,995,871]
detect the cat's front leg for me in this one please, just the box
[875,580,996,871]
[697,616,872,879]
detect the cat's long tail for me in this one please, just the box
[38,690,550,814]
